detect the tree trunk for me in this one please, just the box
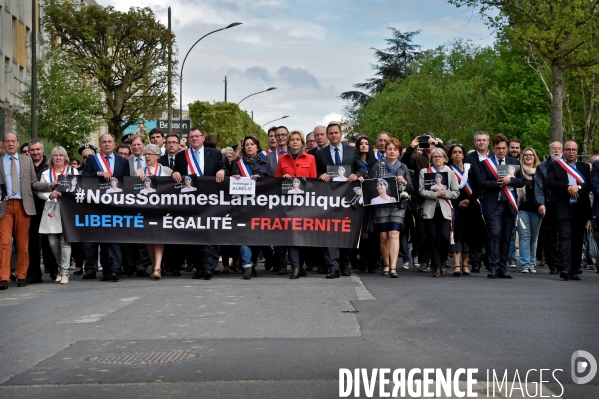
[550,62,565,143]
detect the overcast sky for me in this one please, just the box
[97,0,495,133]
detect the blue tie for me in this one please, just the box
[280,150,286,155]
[334,147,341,166]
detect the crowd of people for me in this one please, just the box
[1,124,598,290]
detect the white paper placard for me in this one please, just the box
[229,177,256,195]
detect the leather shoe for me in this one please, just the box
[100,275,110,281]
[569,274,581,281]
[17,279,27,287]
[82,271,96,279]
[136,270,149,277]
[0,280,8,290]
[326,268,339,279]
[191,270,203,279]
[487,271,497,279]
[471,266,480,273]
[340,265,351,276]
[26,276,43,284]
[108,273,120,282]
[202,270,213,280]
[559,271,570,280]
[243,268,252,280]
[497,272,513,279]
[9,272,17,282]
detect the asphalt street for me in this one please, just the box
[0,261,597,398]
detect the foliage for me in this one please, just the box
[13,48,104,155]
[447,0,599,142]
[188,101,267,149]
[43,0,177,143]
[340,28,421,107]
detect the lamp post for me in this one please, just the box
[261,116,289,129]
[237,87,277,106]
[179,22,242,138]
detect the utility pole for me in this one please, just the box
[167,7,172,135]
[31,0,37,139]
[224,76,227,102]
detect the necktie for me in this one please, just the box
[334,147,341,166]
[136,157,141,170]
[10,156,19,195]
[169,157,174,169]
[280,150,286,155]
[498,159,503,165]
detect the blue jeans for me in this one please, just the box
[508,225,517,263]
[400,229,411,263]
[516,211,542,269]
[239,246,257,267]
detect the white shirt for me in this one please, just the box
[3,153,22,199]
[191,147,205,174]
[329,144,343,165]
[133,155,146,169]
[477,150,490,162]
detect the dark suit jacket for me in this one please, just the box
[315,144,366,178]
[0,155,50,217]
[547,160,591,221]
[159,153,177,169]
[464,150,494,175]
[591,161,599,217]
[82,152,130,177]
[173,147,228,177]
[478,156,525,216]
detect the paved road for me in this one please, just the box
[1,263,597,398]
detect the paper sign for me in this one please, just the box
[229,177,256,195]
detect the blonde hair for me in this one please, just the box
[428,147,448,166]
[286,131,305,147]
[521,147,540,168]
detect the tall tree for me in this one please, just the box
[13,48,104,155]
[340,28,421,107]
[188,102,267,148]
[448,0,599,142]
[43,1,177,143]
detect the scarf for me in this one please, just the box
[522,164,536,178]
[382,158,401,175]
[242,154,264,173]
[288,148,302,160]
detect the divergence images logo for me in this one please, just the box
[571,350,597,384]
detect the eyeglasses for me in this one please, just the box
[306,140,316,144]
[432,155,445,159]
[275,134,287,138]
[82,155,90,159]
[564,148,578,152]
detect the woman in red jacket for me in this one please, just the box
[276,130,317,179]
[275,130,317,279]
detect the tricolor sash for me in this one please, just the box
[450,164,473,196]
[95,153,112,176]
[483,157,518,213]
[49,166,69,183]
[185,148,204,176]
[236,159,252,177]
[145,164,162,177]
[557,158,585,184]
[259,149,271,160]
[359,159,369,174]
[430,166,455,239]
[375,151,384,162]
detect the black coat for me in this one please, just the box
[315,144,366,178]
[82,152,130,177]
[173,147,228,177]
[547,160,591,221]
[478,156,525,216]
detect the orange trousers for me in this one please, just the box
[0,200,31,282]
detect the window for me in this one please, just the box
[4,57,8,85]
[11,17,15,44]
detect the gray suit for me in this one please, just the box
[128,155,146,177]
[0,154,50,218]
[266,150,285,176]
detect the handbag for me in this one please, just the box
[362,209,376,235]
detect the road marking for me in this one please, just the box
[351,274,375,300]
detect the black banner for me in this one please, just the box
[60,176,364,248]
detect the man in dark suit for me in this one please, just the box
[172,127,228,280]
[159,134,180,169]
[548,141,591,280]
[81,133,131,282]
[478,133,525,279]
[316,122,366,278]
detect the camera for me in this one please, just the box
[419,136,430,149]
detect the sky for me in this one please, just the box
[97,0,495,133]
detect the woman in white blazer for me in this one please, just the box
[38,146,79,284]
[419,147,459,277]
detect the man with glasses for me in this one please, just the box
[534,142,562,274]
[160,134,180,170]
[479,134,525,279]
[266,126,289,175]
[305,132,317,151]
[20,144,29,156]
[375,131,390,161]
[78,144,97,173]
[547,141,590,281]
[116,145,131,159]
[172,127,227,280]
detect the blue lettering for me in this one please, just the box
[90,215,101,227]
[75,215,84,226]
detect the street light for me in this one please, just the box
[179,22,242,137]
[237,87,277,106]
[261,116,289,128]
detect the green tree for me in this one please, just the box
[43,1,177,143]
[187,101,267,148]
[448,0,599,143]
[13,48,103,155]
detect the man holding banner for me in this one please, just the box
[547,141,591,281]
[81,133,130,281]
[171,127,228,280]
[478,134,525,279]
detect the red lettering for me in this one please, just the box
[261,218,271,230]
[281,218,291,229]
[341,218,351,233]
[292,218,302,230]
[331,219,341,231]
[251,218,260,230]
[271,218,282,230]
[315,219,326,231]
[304,218,314,231]
[326,219,331,232]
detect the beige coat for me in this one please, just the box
[0,154,50,218]
[37,168,79,234]
[418,165,460,220]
